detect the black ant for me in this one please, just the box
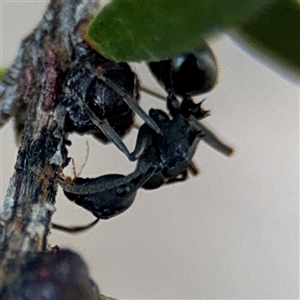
[55,93,232,228]
[55,43,233,231]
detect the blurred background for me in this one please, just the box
[0,1,299,299]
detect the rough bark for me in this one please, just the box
[0,0,100,298]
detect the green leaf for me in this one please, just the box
[0,67,5,81]
[238,0,300,74]
[87,0,277,62]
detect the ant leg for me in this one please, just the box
[52,218,99,233]
[97,165,157,194]
[78,96,131,158]
[128,125,152,161]
[187,160,200,176]
[190,116,234,156]
[57,174,128,195]
[124,164,158,192]
[94,71,163,135]
[57,163,158,196]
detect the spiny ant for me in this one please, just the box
[55,43,233,230]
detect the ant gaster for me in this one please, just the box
[148,43,218,96]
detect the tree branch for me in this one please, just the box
[0,0,100,298]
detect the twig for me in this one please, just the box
[0,0,100,298]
